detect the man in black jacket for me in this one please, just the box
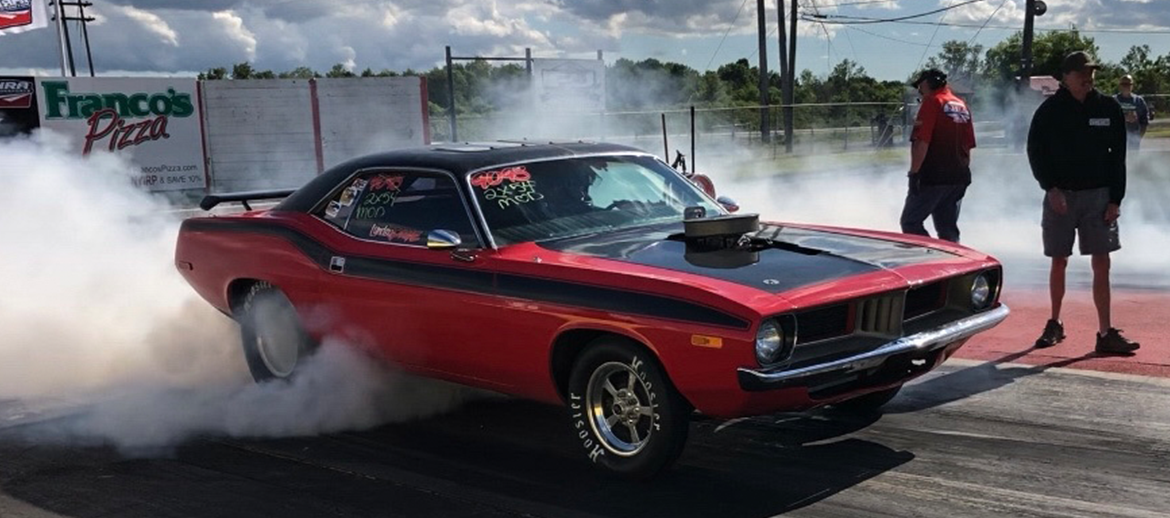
[1027,51,1140,355]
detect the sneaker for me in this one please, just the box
[1034,319,1065,348]
[1096,328,1140,355]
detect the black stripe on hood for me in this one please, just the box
[537,223,953,293]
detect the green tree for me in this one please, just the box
[231,62,255,80]
[326,63,355,78]
[279,66,319,79]
[1118,45,1170,94]
[983,29,1098,87]
[198,67,227,80]
[925,40,984,82]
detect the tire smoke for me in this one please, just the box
[0,132,481,453]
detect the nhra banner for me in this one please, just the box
[0,76,40,137]
[0,0,49,35]
[36,77,208,192]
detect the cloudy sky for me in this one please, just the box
[2,0,1169,81]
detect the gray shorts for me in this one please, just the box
[1041,187,1120,257]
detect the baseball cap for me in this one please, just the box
[1060,51,1099,75]
[1119,74,1134,85]
[911,68,947,87]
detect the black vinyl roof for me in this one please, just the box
[277,141,655,213]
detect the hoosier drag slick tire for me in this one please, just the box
[237,282,315,382]
[566,338,691,479]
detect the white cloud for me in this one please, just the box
[0,0,1165,75]
[944,0,1025,25]
[117,5,179,46]
[212,10,257,58]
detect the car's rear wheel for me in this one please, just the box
[566,337,691,479]
[832,385,902,413]
[237,282,315,382]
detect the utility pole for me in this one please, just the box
[50,0,72,76]
[1020,0,1036,87]
[1020,0,1047,88]
[784,0,797,153]
[61,1,96,77]
[445,46,457,141]
[756,0,770,143]
[777,0,788,150]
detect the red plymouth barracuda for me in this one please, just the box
[176,141,1009,479]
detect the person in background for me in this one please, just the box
[1114,74,1150,151]
[1027,51,1140,355]
[900,68,976,243]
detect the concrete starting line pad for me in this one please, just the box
[955,288,1170,378]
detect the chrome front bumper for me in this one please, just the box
[737,304,1010,391]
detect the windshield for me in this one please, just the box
[470,155,723,246]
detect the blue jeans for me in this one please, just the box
[900,183,967,243]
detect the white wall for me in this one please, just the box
[201,79,318,193]
[317,77,427,169]
[200,77,429,194]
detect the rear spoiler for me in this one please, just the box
[199,189,297,211]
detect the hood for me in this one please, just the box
[536,222,956,294]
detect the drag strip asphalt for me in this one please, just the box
[2,360,1168,518]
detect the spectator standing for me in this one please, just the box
[1027,51,1140,355]
[900,68,976,243]
[1114,74,1150,151]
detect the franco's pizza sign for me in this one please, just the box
[36,77,207,192]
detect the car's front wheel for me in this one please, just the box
[566,338,691,479]
[832,385,902,413]
[237,282,315,382]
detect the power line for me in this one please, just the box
[825,17,1170,34]
[803,0,983,24]
[845,24,932,47]
[745,20,779,61]
[803,0,842,73]
[810,0,916,7]
[967,0,1009,45]
[915,0,953,70]
[704,0,752,71]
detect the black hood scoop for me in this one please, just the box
[539,217,952,293]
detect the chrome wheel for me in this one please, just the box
[252,300,302,378]
[238,283,313,382]
[587,361,655,456]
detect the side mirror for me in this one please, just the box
[426,229,462,250]
[717,195,740,213]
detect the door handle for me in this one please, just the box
[329,255,346,273]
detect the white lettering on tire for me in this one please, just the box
[569,391,606,462]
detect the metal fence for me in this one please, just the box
[431,93,1169,158]
[430,102,911,156]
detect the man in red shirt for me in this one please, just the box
[901,68,976,243]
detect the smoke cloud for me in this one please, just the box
[472,71,1170,292]
[709,133,1170,293]
[0,131,479,453]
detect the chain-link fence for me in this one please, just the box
[430,93,1169,157]
[430,102,911,156]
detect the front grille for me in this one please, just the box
[790,277,967,346]
[855,292,903,336]
[795,304,849,343]
[905,281,946,319]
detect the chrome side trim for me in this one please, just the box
[737,304,1009,387]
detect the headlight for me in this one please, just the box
[971,273,992,310]
[755,320,784,364]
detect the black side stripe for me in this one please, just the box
[183,219,750,329]
[496,274,749,329]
